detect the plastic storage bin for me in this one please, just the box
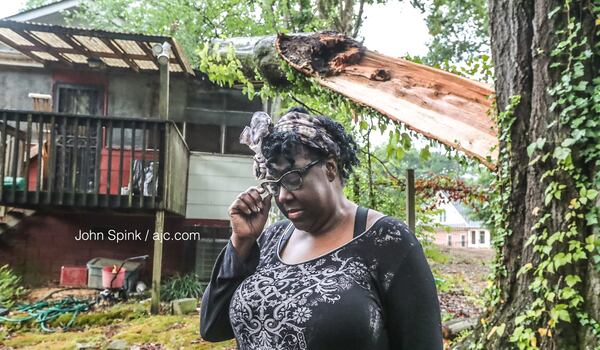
[87,257,143,291]
[60,266,88,287]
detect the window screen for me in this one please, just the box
[186,124,221,152]
[224,126,253,155]
[196,237,229,281]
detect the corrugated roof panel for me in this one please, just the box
[62,53,88,63]
[74,35,112,53]
[101,57,129,68]
[135,59,158,70]
[169,63,183,72]
[30,31,72,49]
[114,39,145,55]
[0,28,34,46]
[31,51,58,61]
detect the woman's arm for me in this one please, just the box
[200,186,271,341]
[383,237,443,349]
[200,240,260,341]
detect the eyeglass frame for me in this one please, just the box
[259,159,323,196]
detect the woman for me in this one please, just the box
[200,108,442,350]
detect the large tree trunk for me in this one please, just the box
[464,1,599,349]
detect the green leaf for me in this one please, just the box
[359,120,368,131]
[419,147,431,161]
[586,189,598,200]
[565,275,581,287]
[517,263,533,277]
[496,323,506,336]
[553,147,571,160]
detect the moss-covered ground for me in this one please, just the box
[0,301,235,349]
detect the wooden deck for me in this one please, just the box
[0,109,189,216]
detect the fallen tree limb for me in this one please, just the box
[275,32,497,169]
[213,32,497,169]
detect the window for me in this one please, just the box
[471,231,476,245]
[480,231,485,244]
[196,237,229,282]
[439,210,446,222]
[461,235,466,247]
[224,126,253,155]
[186,124,221,153]
[193,226,231,282]
[178,87,265,156]
[447,234,452,247]
[56,84,104,116]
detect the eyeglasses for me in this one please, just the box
[260,159,322,196]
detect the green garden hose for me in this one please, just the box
[0,297,94,332]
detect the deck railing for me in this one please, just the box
[0,109,188,215]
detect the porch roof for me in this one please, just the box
[0,20,194,76]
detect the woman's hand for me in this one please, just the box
[228,187,272,258]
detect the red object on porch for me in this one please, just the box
[59,266,88,287]
[102,266,126,289]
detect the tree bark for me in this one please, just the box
[462,1,599,349]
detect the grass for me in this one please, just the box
[0,302,235,349]
[424,245,451,264]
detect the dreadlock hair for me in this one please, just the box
[261,107,360,183]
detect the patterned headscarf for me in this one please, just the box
[240,110,340,179]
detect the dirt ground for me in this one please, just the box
[430,245,495,320]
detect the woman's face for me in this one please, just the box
[266,149,337,232]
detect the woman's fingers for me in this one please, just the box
[230,187,266,216]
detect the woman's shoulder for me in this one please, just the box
[365,214,420,253]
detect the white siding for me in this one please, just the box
[437,202,469,226]
[186,153,257,220]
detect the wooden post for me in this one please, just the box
[150,42,170,315]
[406,169,416,233]
[151,209,165,314]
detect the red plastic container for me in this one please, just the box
[102,266,126,289]
[60,266,88,287]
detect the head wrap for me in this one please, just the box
[239,110,340,179]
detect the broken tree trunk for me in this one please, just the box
[214,32,497,168]
[275,33,497,169]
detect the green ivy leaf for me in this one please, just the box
[419,146,431,161]
[553,147,571,160]
[565,275,581,287]
[517,263,533,277]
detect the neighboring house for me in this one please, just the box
[432,193,491,249]
[0,2,274,285]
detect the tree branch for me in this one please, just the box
[352,0,366,38]
[359,149,402,186]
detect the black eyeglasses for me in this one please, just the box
[260,159,322,196]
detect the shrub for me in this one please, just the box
[160,273,205,302]
[0,264,27,307]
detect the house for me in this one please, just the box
[0,1,274,287]
[432,193,491,249]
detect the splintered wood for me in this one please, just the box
[276,33,498,169]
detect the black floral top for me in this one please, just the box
[200,217,442,350]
